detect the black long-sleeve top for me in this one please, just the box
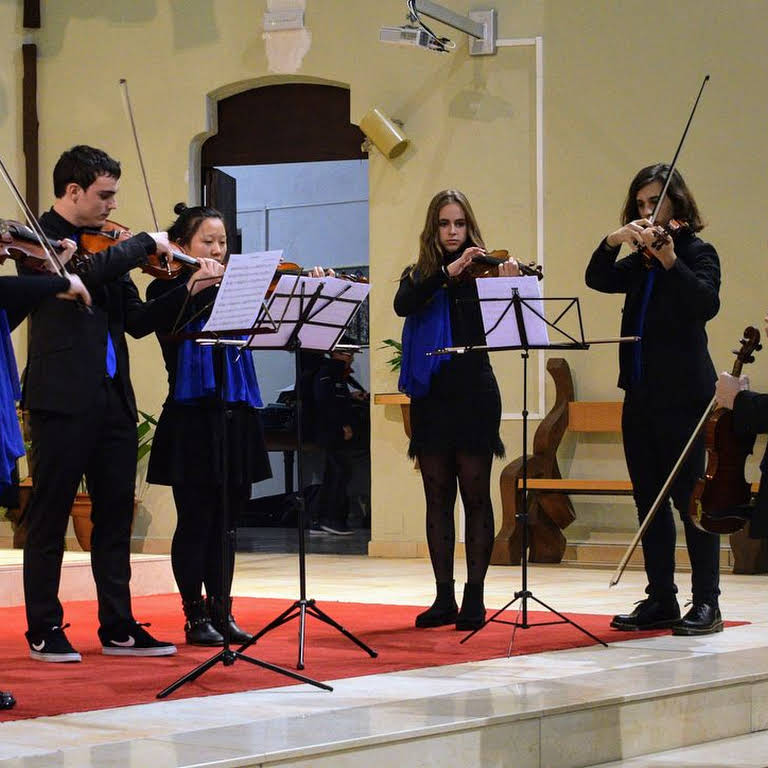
[394,252,494,398]
[0,274,69,329]
[20,209,190,417]
[585,229,720,403]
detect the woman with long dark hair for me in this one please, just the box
[586,164,723,636]
[394,189,518,630]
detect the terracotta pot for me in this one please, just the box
[70,493,93,551]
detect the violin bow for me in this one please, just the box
[119,78,160,231]
[608,396,717,588]
[647,74,710,228]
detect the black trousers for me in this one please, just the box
[622,388,721,604]
[24,378,137,634]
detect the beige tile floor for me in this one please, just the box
[0,552,766,767]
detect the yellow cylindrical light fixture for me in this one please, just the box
[360,108,409,159]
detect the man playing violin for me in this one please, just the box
[19,144,217,662]
[586,164,723,635]
[715,310,768,540]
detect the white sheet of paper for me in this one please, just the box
[248,274,370,351]
[475,275,550,347]
[202,250,283,332]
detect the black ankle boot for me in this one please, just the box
[415,581,458,628]
[182,598,224,646]
[207,596,253,644]
[456,582,486,631]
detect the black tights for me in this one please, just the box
[171,483,243,603]
[417,451,495,584]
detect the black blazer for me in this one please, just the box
[20,209,189,419]
[733,389,768,538]
[585,230,720,404]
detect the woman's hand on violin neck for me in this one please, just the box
[605,219,653,249]
[497,258,520,277]
[56,273,92,306]
[188,257,225,295]
[307,265,334,278]
[447,246,483,277]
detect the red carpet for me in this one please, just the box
[0,595,746,721]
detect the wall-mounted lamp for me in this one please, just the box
[360,108,409,159]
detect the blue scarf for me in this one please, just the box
[174,317,263,407]
[398,287,452,399]
[0,310,24,495]
[631,267,657,385]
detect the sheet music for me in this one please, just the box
[203,250,283,332]
[248,274,370,351]
[475,275,550,347]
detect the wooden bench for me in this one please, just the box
[491,358,768,574]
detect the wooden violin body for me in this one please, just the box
[689,326,762,534]
[641,219,690,269]
[464,249,544,281]
[0,218,71,274]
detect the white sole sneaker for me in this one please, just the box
[29,650,82,662]
[101,644,177,657]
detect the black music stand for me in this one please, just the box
[237,274,377,670]
[158,274,331,698]
[441,283,614,649]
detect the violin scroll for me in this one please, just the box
[464,249,544,281]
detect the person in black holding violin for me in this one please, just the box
[0,266,91,704]
[19,145,212,662]
[715,310,768,540]
[146,203,271,646]
[586,163,723,635]
[394,189,519,630]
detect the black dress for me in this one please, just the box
[145,275,271,488]
[394,257,504,459]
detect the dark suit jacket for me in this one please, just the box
[733,389,768,538]
[585,230,721,404]
[20,209,189,420]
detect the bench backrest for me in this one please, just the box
[567,401,622,433]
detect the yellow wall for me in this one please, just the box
[1,1,767,556]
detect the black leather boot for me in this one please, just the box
[182,598,224,646]
[207,596,253,644]
[456,582,486,631]
[610,596,680,631]
[415,581,458,628]
[672,602,723,635]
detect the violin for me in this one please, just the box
[0,219,74,274]
[462,249,544,281]
[79,219,200,279]
[268,262,369,296]
[689,326,762,534]
[640,218,690,269]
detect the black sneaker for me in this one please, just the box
[99,621,177,657]
[320,521,355,536]
[26,624,82,663]
[308,522,328,536]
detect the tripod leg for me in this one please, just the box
[305,601,377,657]
[527,593,608,647]
[240,603,301,651]
[297,601,308,669]
[234,651,332,691]
[157,650,233,699]
[459,592,523,644]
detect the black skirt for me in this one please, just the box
[408,359,505,459]
[147,400,272,487]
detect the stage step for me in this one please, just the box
[0,550,175,607]
[586,730,768,767]
[563,532,735,570]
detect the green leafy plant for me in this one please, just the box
[379,338,402,372]
[135,410,158,502]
